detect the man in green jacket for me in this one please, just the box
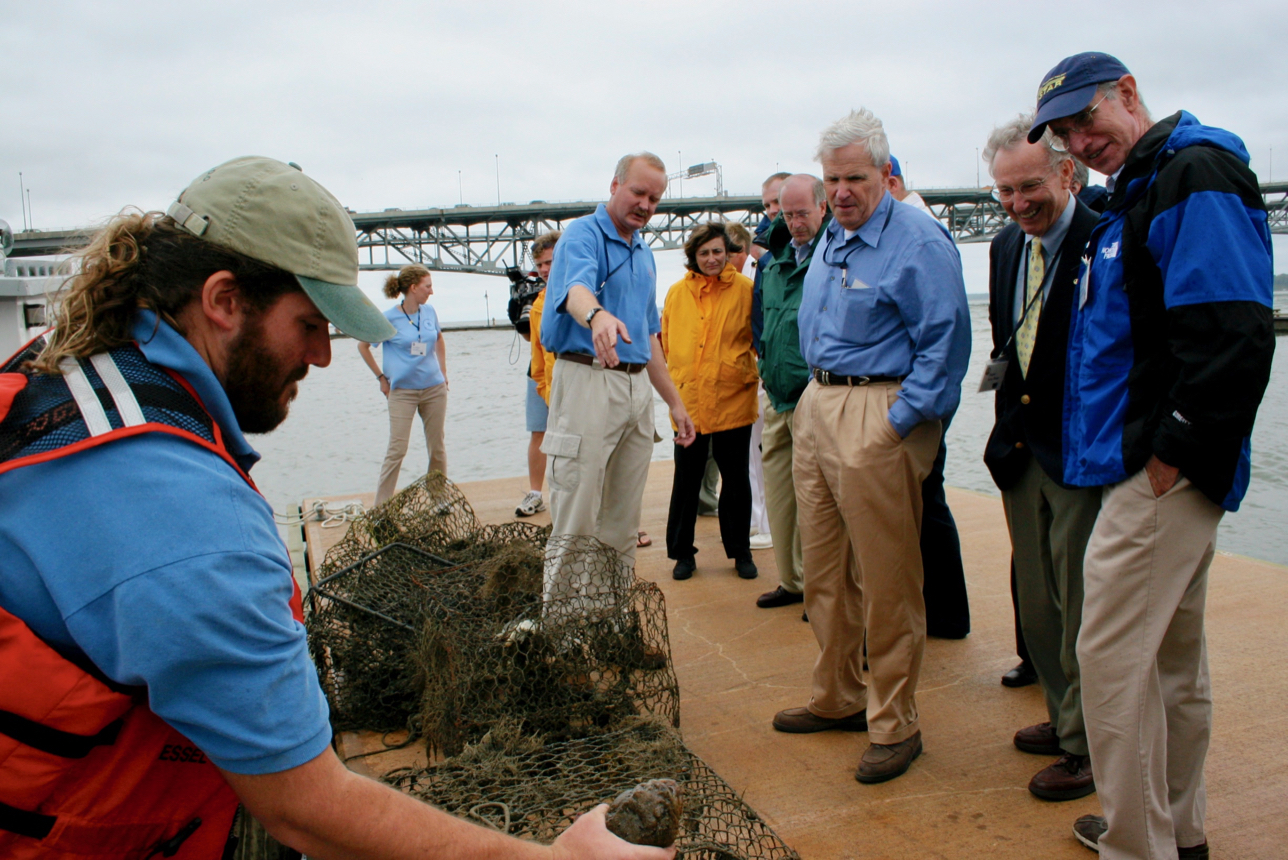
[754,174,829,611]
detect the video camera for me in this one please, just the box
[505,266,544,336]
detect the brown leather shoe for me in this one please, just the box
[756,585,804,608]
[1014,721,1063,755]
[772,707,867,734]
[1029,753,1095,801]
[856,731,922,783]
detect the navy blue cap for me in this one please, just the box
[1028,52,1130,143]
[889,155,902,177]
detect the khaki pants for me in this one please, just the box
[375,384,448,505]
[760,393,802,594]
[1002,458,1101,756]
[1078,469,1221,860]
[792,380,940,744]
[541,358,655,608]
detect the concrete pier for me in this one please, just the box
[304,462,1288,859]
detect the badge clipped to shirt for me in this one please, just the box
[410,341,428,356]
[978,357,1009,393]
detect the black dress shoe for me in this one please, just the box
[756,586,803,608]
[734,556,758,579]
[672,557,696,580]
[801,610,809,622]
[1001,661,1038,688]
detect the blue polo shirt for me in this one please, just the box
[0,311,332,775]
[799,191,971,437]
[378,301,444,390]
[540,204,660,365]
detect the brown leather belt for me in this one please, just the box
[557,352,647,374]
[812,369,902,386]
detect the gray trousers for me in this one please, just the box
[1001,458,1101,756]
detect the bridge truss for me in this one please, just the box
[11,183,1288,276]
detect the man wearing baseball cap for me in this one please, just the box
[0,157,672,860]
[1029,54,1275,858]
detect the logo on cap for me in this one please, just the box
[1037,73,1067,100]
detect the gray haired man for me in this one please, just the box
[1029,52,1274,858]
[982,112,1102,804]
[771,109,971,785]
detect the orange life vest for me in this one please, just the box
[0,338,305,858]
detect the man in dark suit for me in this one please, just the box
[982,113,1102,802]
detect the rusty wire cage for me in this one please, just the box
[385,718,799,860]
[305,473,797,859]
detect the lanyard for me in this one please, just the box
[595,228,634,296]
[995,242,1056,359]
[400,303,422,341]
[820,200,897,279]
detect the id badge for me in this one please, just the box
[410,341,427,356]
[978,357,1008,393]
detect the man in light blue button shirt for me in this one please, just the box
[539,153,695,612]
[771,109,970,786]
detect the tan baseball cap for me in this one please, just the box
[167,156,395,343]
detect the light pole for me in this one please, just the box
[484,290,490,327]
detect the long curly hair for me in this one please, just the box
[30,209,298,375]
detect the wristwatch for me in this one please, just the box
[585,306,604,325]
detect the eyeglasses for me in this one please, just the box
[1048,88,1113,152]
[991,175,1053,202]
[782,209,818,223]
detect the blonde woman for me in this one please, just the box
[358,264,448,505]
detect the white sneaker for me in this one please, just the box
[749,533,773,550]
[515,491,546,517]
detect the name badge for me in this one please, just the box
[978,357,1008,392]
[410,341,428,356]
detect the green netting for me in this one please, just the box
[385,718,799,860]
[305,473,798,859]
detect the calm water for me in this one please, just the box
[250,304,1288,567]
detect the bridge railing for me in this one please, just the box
[10,184,1288,275]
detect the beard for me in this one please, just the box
[224,314,309,434]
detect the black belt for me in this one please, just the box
[557,352,646,374]
[812,369,902,386]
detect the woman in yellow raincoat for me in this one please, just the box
[661,222,760,581]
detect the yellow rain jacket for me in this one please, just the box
[528,288,555,403]
[661,263,758,434]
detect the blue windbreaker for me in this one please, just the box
[1063,112,1275,511]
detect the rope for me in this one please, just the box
[273,500,367,528]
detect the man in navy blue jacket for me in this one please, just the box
[1028,53,1275,859]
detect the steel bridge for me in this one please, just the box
[10,182,1288,276]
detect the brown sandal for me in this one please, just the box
[637,531,653,548]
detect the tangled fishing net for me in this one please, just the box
[306,472,798,859]
[386,717,798,859]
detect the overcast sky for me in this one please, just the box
[4,0,1286,318]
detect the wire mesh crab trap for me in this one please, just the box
[307,472,553,733]
[306,472,798,858]
[415,532,680,758]
[385,717,799,860]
